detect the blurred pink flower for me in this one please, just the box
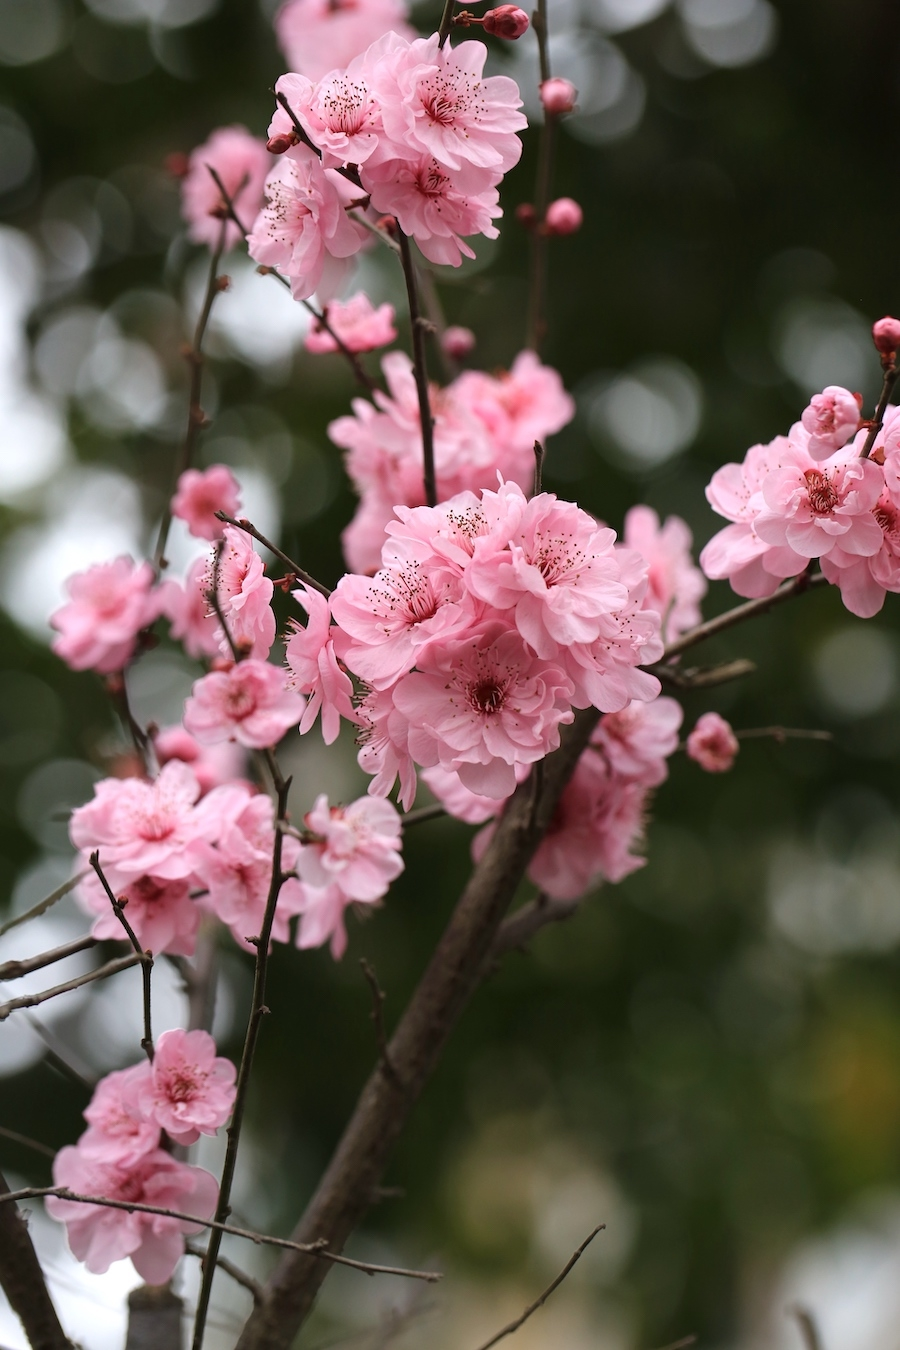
[181,125,271,251]
[50,557,159,675]
[305,291,397,355]
[171,465,240,541]
[184,659,304,749]
[686,712,739,773]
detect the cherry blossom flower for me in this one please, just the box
[79,1066,158,1167]
[171,465,240,541]
[686,712,739,773]
[452,350,575,461]
[819,485,900,617]
[754,444,883,560]
[181,126,272,251]
[50,558,159,675]
[421,762,525,824]
[47,1146,218,1283]
[208,526,276,660]
[76,870,199,957]
[285,585,356,745]
[305,291,397,354]
[622,505,706,643]
[800,386,862,460]
[592,696,683,787]
[70,760,208,887]
[274,0,415,81]
[184,660,304,749]
[131,1030,236,1146]
[247,147,365,302]
[159,558,222,661]
[271,50,387,171]
[297,793,403,901]
[153,725,247,796]
[362,154,501,267]
[355,685,417,809]
[287,880,354,958]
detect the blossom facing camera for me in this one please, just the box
[544,198,583,236]
[482,4,530,37]
[873,316,900,357]
[171,465,241,541]
[686,712,739,773]
[540,78,577,115]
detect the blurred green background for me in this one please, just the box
[4,1,900,1348]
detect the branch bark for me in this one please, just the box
[0,1169,72,1350]
[124,1284,182,1350]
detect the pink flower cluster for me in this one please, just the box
[331,349,575,572]
[46,1030,233,1281]
[246,30,526,298]
[700,392,900,617]
[181,125,272,251]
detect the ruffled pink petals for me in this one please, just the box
[755,449,884,559]
[132,1030,236,1146]
[800,385,862,460]
[171,465,240,541]
[298,792,403,902]
[686,712,739,773]
[50,557,160,675]
[184,660,304,750]
[305,291,397,354]
[207,526,276,660]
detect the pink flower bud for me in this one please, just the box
[686,712,739,773]
[544,197,583,236]
[165,152,190,179]
[482,4,529,38]
[873,316,900,356]
[540,78,577,116]
[442,326,476,360]
[515,202,536,228]
[266,132,297,155]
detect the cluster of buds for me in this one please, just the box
[516,197,583,236]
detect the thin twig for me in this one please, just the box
[0,955,143,1021]
[89,852,154,1062]
[185,1242,264,1304]
[526,0,556,353]
[789,1306,822,1350]
[438,0,458,43]
[658,572,829,662]
[735,726,832,743]
[191,768,294,1350]
[416,267,455,382]
[655,658,756,691]
[0,934,97,982]
[397,228,437,507]
[349,209,401,254]
[0,871,87,937]
[106,672,151,769]
[400,804,446,827]
[0,1188,441,1283]
[359,959,400,1086]
[154,215,227,571]
[859,359,900,460]
[533,440,545,496]
[272,92,363,190]
[27,1012,97,1092]
[0,1125,56,1160]
[215,513,331,598]
[472,1223,605,1350]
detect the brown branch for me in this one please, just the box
[106,671,151,771]
[489,892,583,962]
[396,228,437,507]
[0,1169,72,1350]
[359,959,400,1086]
[789,1306,822,1350]
[0,872,87,938]
[186,1242,264,1304]
[207,538,244,663]
[650,1337,697,1350]
[0,954,143,1021]
[89,852,154,1062]
[472,1223,605,1350]
[0,934,97,982]
[26,1012,97,1092]
[735,726,832,743]
[438,0,458,43]
[400,804,446,828]
[655,658,756,691]
[215,512,331,598]
[859,357,900,460]
[658,571,828,662]
[525,0,556,354]
[0,1188,440,1283]
[0,1126,56,1160]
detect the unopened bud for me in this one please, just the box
[442,325,476,360]
[872,316,900,357]
[544,196,583,236]
[266,132,298,154]
[540,77,577,116]
[376,214,398,235]
[515,202,536,229]
[164,151,190,179]
[216,274,232,292]
[482,4,529,38]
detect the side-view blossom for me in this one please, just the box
[592,696,683,787]
[686,712,739,773]
[297,793,404,901]
[171,465,240,541]
[181,125,271,251]
[208,525,276,660]
[184,659,304,749]
[131,1029,236,1145]
[622,505,706,644]
[50,557,159,675]
[800,386,861,460]
[305,292,397,354]
[362,154,502,267]
[285,585,356,745]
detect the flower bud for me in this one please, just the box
[482,5,529,38]
[873,316,900,357]
[442,326,476,360]
[544,197,583,236]
[266,132,297,154]
[515,202,536,228]
[164,152,190,179]
[540,78,577,116]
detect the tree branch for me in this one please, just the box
[0,872,87,938]
[0,934,97,983]
[0,954,143,1021]
[214,512,331,598]
[0,1169,72,1350]
[396,228,437,507]
[89,852,154,1062]
[657,571,828,662]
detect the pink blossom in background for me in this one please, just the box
[247,148,365,302]
[47,1145,218,1283]
[76,870,199,957]
[686,712,739,773]
[298,793,404,902]
[132,1030,236,1145]
[181,126,272,251]
[70,760,208,887]
[171,465,240,541]
[50,557,159,675]
[158,558,221,661]
[754,444,883,560]
[287,880,354,959]
[623,505,706,643]
[153,724,247,795]
[184,660,304,749]
[208,526,276,659]
[286,585,356,746]
[442,326,475,360]
[453,350,575,459]
[363,154,501,267]
[800,386,861,460]
[544,197,582,235]
[79,1066,158,1167]
[592,696,683,787]
[305,291,397,354]
[274,0,415,81]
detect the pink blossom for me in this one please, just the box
[70,760,208,886]
[286,880,353,959]
[247,147,365,302]
[297,793,403,901]
[442,326,475,360]
[372,35,526,175]
[153,724,247,795]
[540,78,576,115]
[76,870,199,957]
[623,505,706,643]
[50,558,159,675]
[592,696,683,787]
[158,559,221,661]
[686,712,739,773]
[274,0,415,82]
[754,444,884,559]
[47,1145,218,1283]
[171,465,240,541]
[482,4,530,37]
[184,660,304,750]
[79,1066,158,1167]
[285,585,356,745]
[873,316,900,356]
[800,386,861,461]
[271,51,386,171]
[421,762,523,824]
[452,350,575,460]
[362,154,501,267]
[355,685,417,809]
[208,526,276,659]
[181,126,272,251]
[132,1030,236,1146]
[391,618,574,799]
[819,486,900,617]
[544,197,582,235]
[305,291,396,354]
